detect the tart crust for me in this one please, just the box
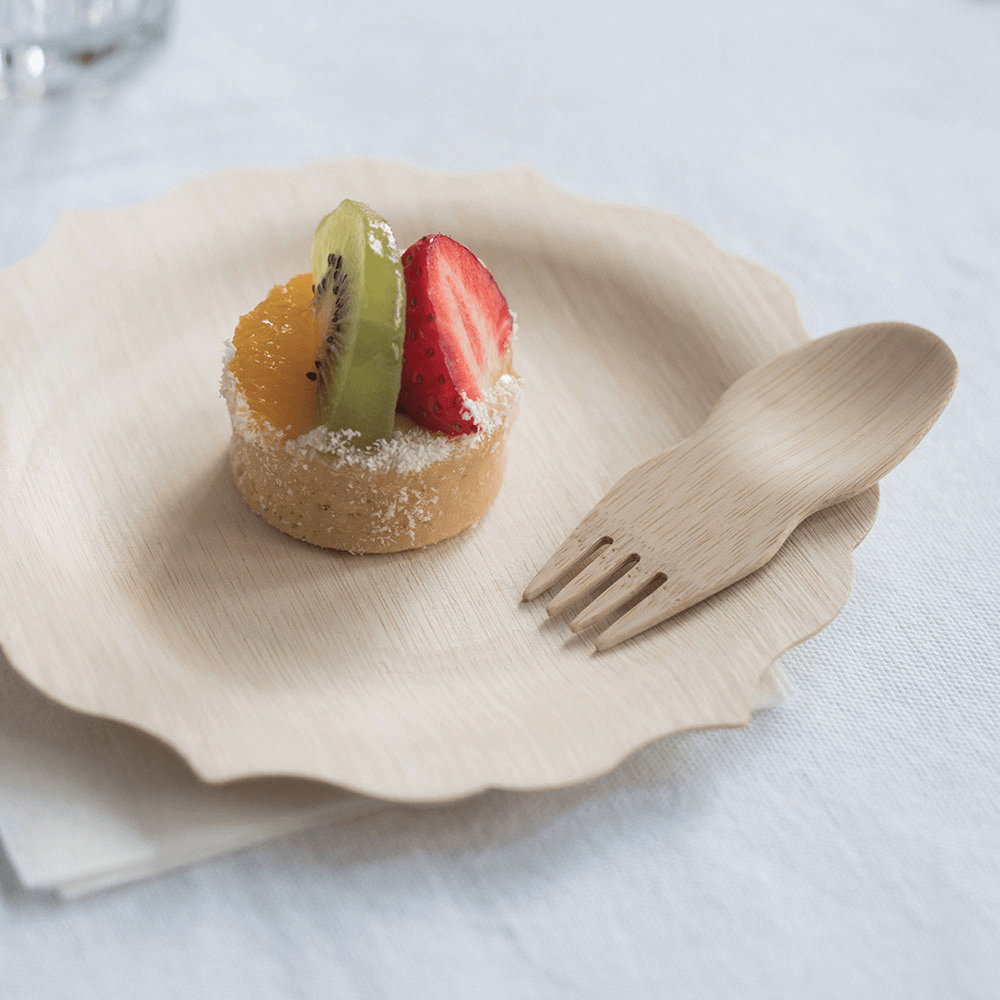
[225,378,519,553]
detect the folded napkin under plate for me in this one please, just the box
[0,651,788,897]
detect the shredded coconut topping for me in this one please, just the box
[221,349,522,476]
[369,219,400,262]
[291,423,456,474]
[459,374,521,435]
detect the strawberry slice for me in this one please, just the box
[398,234,514,436]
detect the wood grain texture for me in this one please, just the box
[529,323,957,649]
[0,161,880,802]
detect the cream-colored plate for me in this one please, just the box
[0,162,876,802]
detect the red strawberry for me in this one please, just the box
[397,234,514,436]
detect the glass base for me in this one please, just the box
[0,0,170,99]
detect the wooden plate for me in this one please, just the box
[0,162,876,802]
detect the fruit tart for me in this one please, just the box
[221,200,521,553]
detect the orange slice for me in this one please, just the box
[230,273,319,439]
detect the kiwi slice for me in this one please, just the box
[311,200,405,448]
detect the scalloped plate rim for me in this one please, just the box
[0,159,877,803]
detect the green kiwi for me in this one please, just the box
[311,200,405,448]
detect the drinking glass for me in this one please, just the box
[0,0,171,98]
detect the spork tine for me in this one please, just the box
[523,322,958,651]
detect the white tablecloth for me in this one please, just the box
[2,1,998,996]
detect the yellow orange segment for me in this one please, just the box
[230,273,319,439]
